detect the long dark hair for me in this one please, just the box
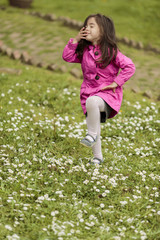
[75,14,118,68]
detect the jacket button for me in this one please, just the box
[94,51,99,55]
[95,75,100,80]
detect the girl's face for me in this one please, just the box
[85,17,101,45]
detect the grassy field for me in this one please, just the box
[0,6,160,97]
[0,56,160,239]
[0,0,160,239]
[1,0,160,47]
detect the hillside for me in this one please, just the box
[1,0,160,47]
[0,1,160,239]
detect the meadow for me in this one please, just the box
[0,0,160,239]
[1,0,160,47]
[1,55,160,239]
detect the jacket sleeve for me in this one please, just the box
[113,50,136,87]
[62,38,81,63]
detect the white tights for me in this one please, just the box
[86,96,111,160]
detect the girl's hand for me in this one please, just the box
[101,82,118,93]
[72,27,88,43]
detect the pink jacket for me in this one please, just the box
[62,38,135,118]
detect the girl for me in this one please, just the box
[62,13,135,165]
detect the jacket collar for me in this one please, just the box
[88,44,100,50]
[88,45,100,60]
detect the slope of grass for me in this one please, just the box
[1,0,160,47]
[0,55,160,239]
[0,1,160,239]
[0,7,160,97]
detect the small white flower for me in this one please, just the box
[100,203,105,208]
[7,234,20,240]
[102,193,107,197]
[77,213,83,219]
[127,218,134,223]
[80,218,84,222]
[120,201,128,206]
[51,210,59,216]
[113,236,121,240]
[42,228,47,231]
[83,179,89,185]
[89,215,96,220]
[105,190,110,193]
[5,225,13,231]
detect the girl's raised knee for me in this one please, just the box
[86,96,98,109]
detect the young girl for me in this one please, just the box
[62,13,135,165]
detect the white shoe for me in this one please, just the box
[80,134,97,148]
[89,157,103,165]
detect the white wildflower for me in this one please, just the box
[5,225,13,231]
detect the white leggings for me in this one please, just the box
[86,96,111,160]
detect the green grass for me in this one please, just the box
[0,9,79,67]
[0,6,160,96]
[1,0,160,47]
[0,55,160,239]
[0,1,160,239]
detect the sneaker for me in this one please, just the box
[80,134,97,148]
[89,157,103,165]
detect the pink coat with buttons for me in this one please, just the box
[62,38,136,118]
